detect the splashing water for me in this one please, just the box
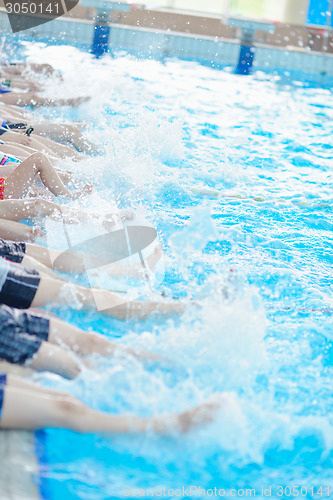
[10,41,333,499]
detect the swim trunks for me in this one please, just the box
[0,257,9,290]
[0,151,21,165]
[0,304,49,365]
[0,373,6,419]
[1,120,27,130]
[0,83,11,94]
[0,239,26,263]
[0,177,5,200]
[0,260,40,309]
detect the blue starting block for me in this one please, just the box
[80,0,130,57]
[228,18,275,75]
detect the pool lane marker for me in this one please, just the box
[268,306,333,315]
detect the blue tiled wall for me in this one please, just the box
[0,10,333,76]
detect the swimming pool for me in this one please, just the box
[3,40,333,499]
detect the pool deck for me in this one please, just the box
[0,363,40,500]
[0,431,39,500]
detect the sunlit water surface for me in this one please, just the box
[5,41,333,499]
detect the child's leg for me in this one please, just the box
[27,341,81,379]
[31,275,185,319]
[0,375,111,431]
[0,374,222,433]
[0,217,45,242]
[0,309,80,379]
[22,134,82,159]
[20,254,68,279]
[4,152,90,199]
[25,243,86,273]
[47,316,160,361]
[0,198,60,221]
[3,152,74,199]
[1,93,89,108]
[32,123,102,155]
[0,105,29,119]
[0,93,35,106]
[25,242,161,277]
[0,144,30,160]
[4,141,60,163]
[1,130,60,157]
[5,374,73,397]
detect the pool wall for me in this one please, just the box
[1,8,333,76]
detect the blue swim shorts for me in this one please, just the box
[0,305,49,365]
[0,373,7,419]
[0,239,26,264]
[0,262,40,309]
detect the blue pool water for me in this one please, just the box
[3,41,333,499]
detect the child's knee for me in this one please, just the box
[62,356,81,379]
[55,397,87,431]
[29,151,45,165]
[63,125,77,137]
[77,333,103,354]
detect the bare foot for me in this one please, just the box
[120,346,163,363]
[28,185,55,201]
[72,96,90,105]
[123,244,163,279]
[76,182,94,198]
[120,209,135,221]
[87,144,105,156]
[176,394,229,433]
[153,395,226,434]
[154,301,186,316]
[70,121,92,130]
[55,96,90,107]
[30,226,46,241]
[101,209,134,231]
[102,216,120,232]
[72,182,94,199]
[145,244,162,273]
[71,153,87,162]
